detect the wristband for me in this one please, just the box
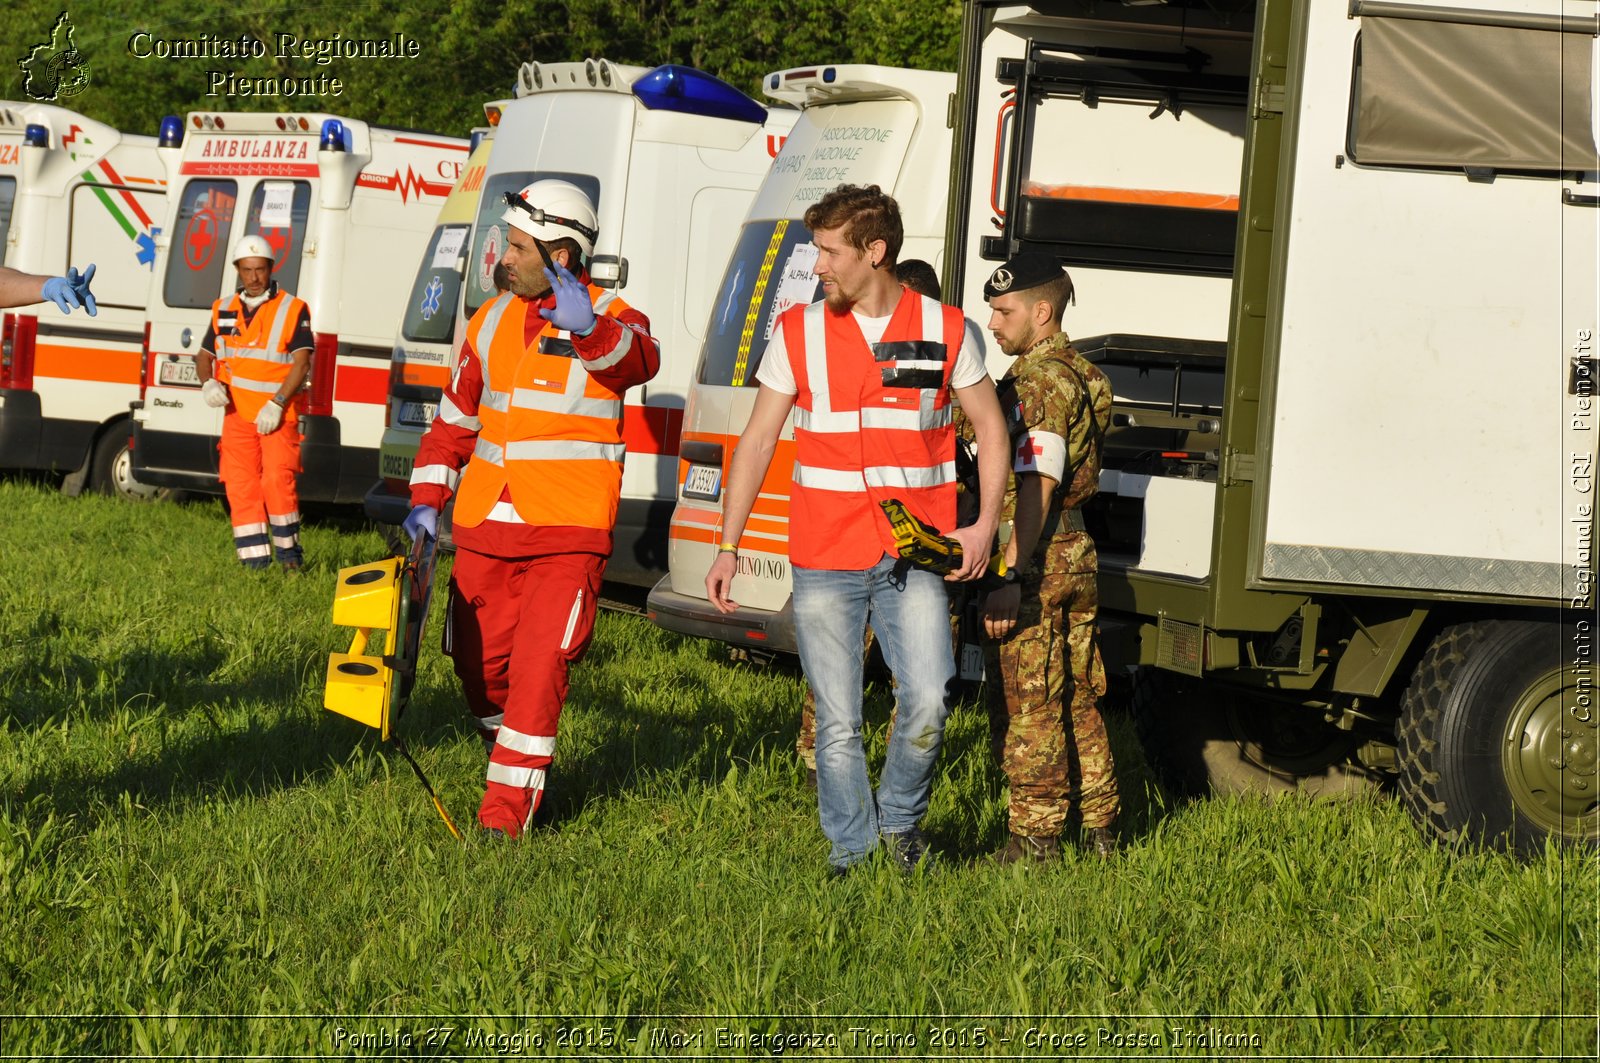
[718,542,738,555]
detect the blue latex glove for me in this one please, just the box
[67,265,96,317]
[40,265,97,316]
[537,263,596,336]
[402,504,438,543]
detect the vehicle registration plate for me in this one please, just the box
[682,463,722,501]
[158,358,201,387]
[398,401,438,427]
[959,641,985,682]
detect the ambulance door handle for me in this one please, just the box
[180,327,193,348]
[1563,189,1600,208]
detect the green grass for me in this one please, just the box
[0,481,1594,1059]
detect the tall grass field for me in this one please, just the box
[0,482,1594,1059]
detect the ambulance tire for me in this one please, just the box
[1396,620,1596,857]
[1131,666,1378,800]
[89,422,170,503]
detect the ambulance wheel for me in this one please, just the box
[1397,620,1597,856]
[1132,666,1378,798]
[89,423,168,502]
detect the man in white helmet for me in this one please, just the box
[195,234,314,570]
[403,179,660,837]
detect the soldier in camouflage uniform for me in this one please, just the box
[965,253,1118,863]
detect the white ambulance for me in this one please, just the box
[646,65,958,649]
[363,60,796,588]
[365,120,498,526]
[131,111,467,503]
[0,103,168,499]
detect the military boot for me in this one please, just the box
[992,832,1061,866]
[1084,826,1119,859]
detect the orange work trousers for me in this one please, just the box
[219,408,302,568]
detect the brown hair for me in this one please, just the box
[894,258,940,300]
[803,184,903,268]
[1018,272,1076,324]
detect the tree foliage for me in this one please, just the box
[3,0,960,136]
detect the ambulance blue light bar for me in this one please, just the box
[22,124,48,148]
[158,115,184,148]
[319,118,347,152]
[632,65,765,125]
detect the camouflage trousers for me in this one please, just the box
[984,535,1118,835]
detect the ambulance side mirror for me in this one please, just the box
[590,255,628,290]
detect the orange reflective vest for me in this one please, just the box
[452,286,635,531]
[784,291,965,569]
[211,290,308,421]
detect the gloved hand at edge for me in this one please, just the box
[201,378,230,408]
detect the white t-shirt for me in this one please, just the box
[755,304,989,395]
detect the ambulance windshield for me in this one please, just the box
[0,178,13,266]
[698,219,820,387]
[401,224,470,343]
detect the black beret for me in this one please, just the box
[983,252,1067,300]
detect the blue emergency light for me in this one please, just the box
[632,65,766,125]
[319,118,346,152]
[22,124,49,149]
[158,114,184,148]
[469,129,485,154]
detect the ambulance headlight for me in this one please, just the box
[22,124,48,149]
[158,115,183,148]
[319,119,346,152]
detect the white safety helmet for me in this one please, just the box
[230,234,276,266]
[500,179,599,260]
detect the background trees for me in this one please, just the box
[4,0,961,134]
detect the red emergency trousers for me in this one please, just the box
[410,278,659,835]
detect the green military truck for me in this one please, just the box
[945,0,1597,853]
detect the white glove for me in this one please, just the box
[201,378,230,408]
[256,400,284,434]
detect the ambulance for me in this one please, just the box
[131,111,467,503]
[646,65,958,649]
[362,60,796,588]
[364,123,497,536]
[0,103,168,499]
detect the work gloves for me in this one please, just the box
[255,400,284,435]
[402,505,438,543]
[201,379,230,408]
[539,263,596,336]
[41,264,97,316]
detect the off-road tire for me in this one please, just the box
[1132,665,1379,799]
[1396,620,1597,856]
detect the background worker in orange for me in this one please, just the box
[194,236,313,571]
[403,180,660,838]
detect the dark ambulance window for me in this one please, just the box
[163,180,238,309]
[402,224,471,343]
[699,219,820,387]
[463,170,602,321]
[0,178,15,267]
[242,180,312,295]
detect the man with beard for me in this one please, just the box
[403,180,660,837]
[706,184,1010,876]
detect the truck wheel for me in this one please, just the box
[1397,620,1597,856]
[1132,666,1378,798]
[88,423,167,502]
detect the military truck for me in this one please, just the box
[945,0,1596,854]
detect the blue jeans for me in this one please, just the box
[793,554,956,868]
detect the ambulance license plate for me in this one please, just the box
[398,401,438,427]
[959,641,985,682]
[158,358,200,387]
[682,463,721,500]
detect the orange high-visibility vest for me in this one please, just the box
[452,286,636,531]
[211,290,308,421]
[784,291,965,569]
